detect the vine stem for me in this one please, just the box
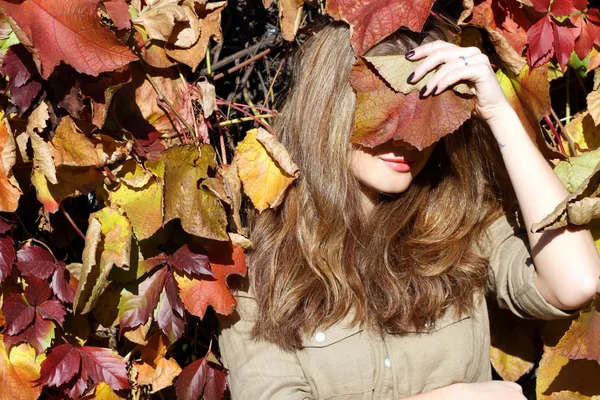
[544,115,567,156]
[262,57,285,108]
[550,108,576,156]
[215,100,274,114]
[216,100,277,135]
[218,114,273,126]
[213,48,272,81]
[143,71,193,144]
[60,204,86,241]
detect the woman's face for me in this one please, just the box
[350,139,436,209]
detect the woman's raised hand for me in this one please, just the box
[405,40,511,124]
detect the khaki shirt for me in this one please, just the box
[218,214,575,399]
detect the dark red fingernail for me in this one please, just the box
[431,85,438,95]
[419,86,427,96]
[407,72,415,82]
[405,50,415,59]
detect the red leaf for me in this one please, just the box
[16,245,57,280]
[175,353,226,400]
[349,58,475,150]
[2,294,35,336]
[550,0,577,16]
[37,300,66,328]
[531,0,551,12]
[0,0,137,79]
[4,314,55,355]
[2,44,42,115]
[156,273,185,343]
[574,18,596,59]
[168,244,212,276]
[572,0,588,11]
[102,0,131,30]
[51,262,75,304]
[177,243,247,318]
[527,16,555,67]
[325,0,435,55]
[37,343,81,387]
[552,22,576,70]
[78,346,131,390]
[0,216,14,234]
[24,277,52,306]
[118,266,169,330]
[0,234,15,283]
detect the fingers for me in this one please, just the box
[423,53,493,96]
[408,45,481,84]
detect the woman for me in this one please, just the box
[218,20,600,399]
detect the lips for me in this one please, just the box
[379,157,414,172]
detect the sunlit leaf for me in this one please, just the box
[0,338,45,400]
[175,351,226,400]
[132,332,181,393]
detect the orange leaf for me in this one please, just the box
[350,58,475,150]
[0,337,45,400]
[326,0,435,55]
[175,242,247,318]
[554,298,600,361]
[133,332,181,393]
[0,113,21,213]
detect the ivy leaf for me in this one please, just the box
[0,0,137,78]
[37,343,131,399]
[132,332,181,393]
[102,0,131,31]
[80,382,124,400]
[0,110,22,213]
[74,207,132,314]
[154,273,185,343]
[325,0,435,55]
[175,351,226,400]
[161,144,228,241]
[0,235,15,284]
[0,339,45,400]
[2,278,66,355]
[167,244,212,276]
[2,44,42,115]
[176,242,247,318]
[588,87,600,126]
[235,128,300,212]
[51,261,75,304]
[554,297,600,361]
[349,57,475,150]
[133,0,200,48]
[527,16,554,68]
[16,244,57,280]
[118,266,169,331]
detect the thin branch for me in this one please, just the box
[544,115,567,156]
[262,57,285,108]
[213,48,272,81]
[550,108,576,156]
[60,204,86,241]
[218,114,273,126]
[198,42,264,76]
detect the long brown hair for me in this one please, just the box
[247,20,513,350]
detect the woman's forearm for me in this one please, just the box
[486,105,600,310]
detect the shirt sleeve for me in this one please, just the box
[217,293,315,400]
[477,212,578,320]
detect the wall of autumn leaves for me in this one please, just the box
[0,0,599,399]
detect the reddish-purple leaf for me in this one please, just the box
[156,273,185,343]
[531,0,550,12]
[2,293,35,335]
[572,0,587,10]
[17,245,58,280]
[118,266,169,330]
[2,44,42,115]
[37,300,67,328]
[24,277,52,306]
[0,216,14,234]
[176,354,226,400]
[51,262,75,304]
[4,314,55,355]
[78,346,131,390]
[37,343,82,387]
[168,244,212,276]
[102,0,131,30]
[0,234,15,283]
[136,253,168,276]
[574,17,596,59]
[527,16,555,67]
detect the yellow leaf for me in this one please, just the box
[587,88,600,127]
[236,128,299,212]
[0,337,45,400]
[50,116,103,167]
[564,111,600,155]
[27,102,56,184]
[74,207,132,313]
[81,382,124,400]
[0,111,21,212]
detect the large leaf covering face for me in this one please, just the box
[350,56,476,150]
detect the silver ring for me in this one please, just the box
[460,55,469,66]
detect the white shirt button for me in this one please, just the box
[384,358,391,368]
[315,332,326,342]
[424,320,434,330]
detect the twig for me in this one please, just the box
[219,101,276,135]
[218,114,274,126]
[60,204,86,241]
[205,44,213,76]
[31,238,55,257]
[216,100,274,114]
[544,115,567,156]
[14,212,31,238]
[143,71,193,143]
[198,42,264,76]
[219,127,227,165]
[213,48,272,81]
[550,108,576,156]
[262,57,285,108]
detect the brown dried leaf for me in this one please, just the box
[279,0,304,41]
[134,0,199,48]
[50,117,103,168]
[27,102,56,184]
[133,332,181,393]
[554,297,600,361]
[196,80,216,117]
[0,112,21,213]
[588,87,600,127]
